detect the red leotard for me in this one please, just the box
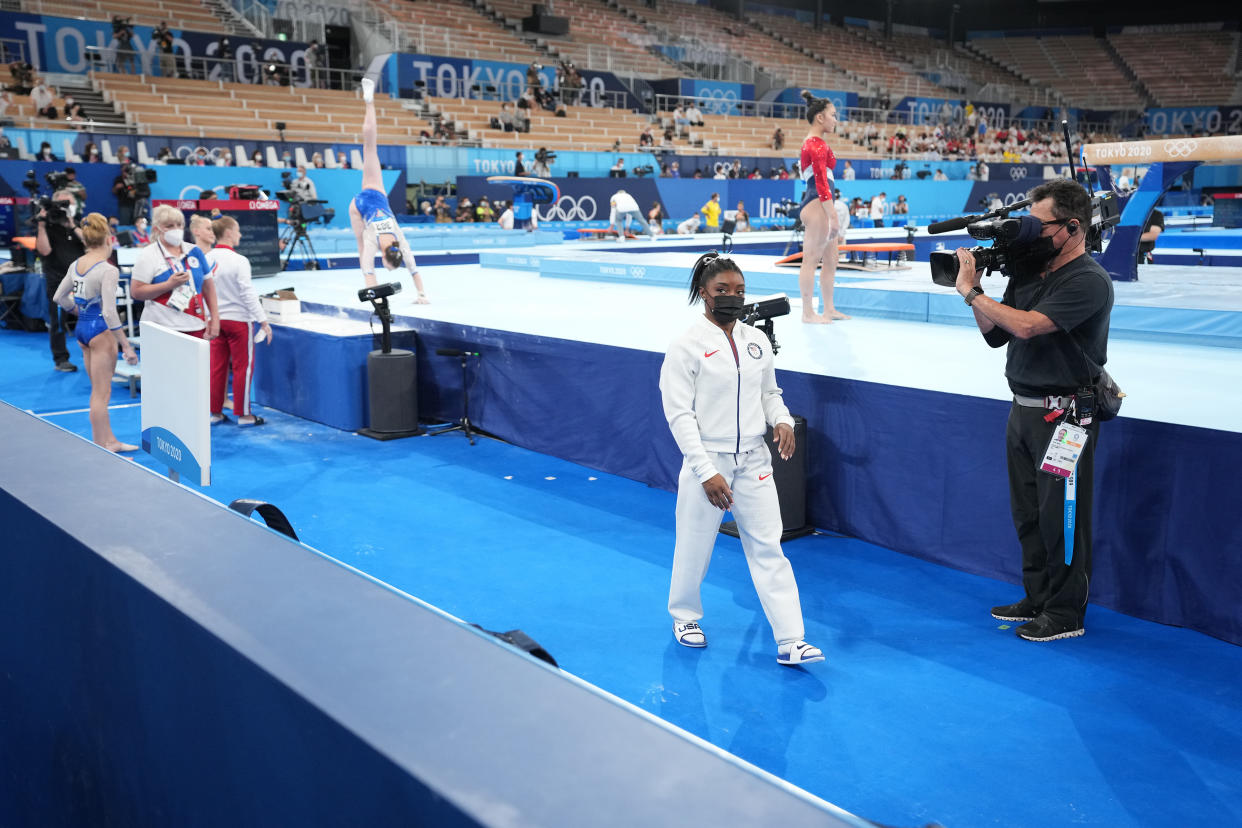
[800,136,836,202]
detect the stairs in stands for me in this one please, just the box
[1102,37,1156,108]
[199,0,264,38]
[47,75,129,132]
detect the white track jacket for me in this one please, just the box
[660,314,795,483]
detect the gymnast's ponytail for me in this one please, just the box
[687,251,741,304]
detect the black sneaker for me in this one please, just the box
[54,361,78,373]
[991,600,1039,622]
[1016,614,1084,642]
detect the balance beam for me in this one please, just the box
[1083,135,1242,165]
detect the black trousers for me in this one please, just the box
[1005,401,1099,625]
[43,272,71,365]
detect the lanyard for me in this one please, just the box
[1063,469,1077,566]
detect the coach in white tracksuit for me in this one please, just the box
[659,253,824,666]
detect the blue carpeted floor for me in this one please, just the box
[2,324,1240,827]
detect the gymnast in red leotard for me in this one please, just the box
[796,90,849,323]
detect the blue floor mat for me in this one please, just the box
[2,325,1240,827]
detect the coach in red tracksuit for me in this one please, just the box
[208,216,272,426]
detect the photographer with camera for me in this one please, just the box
[953,179,1114,642]
[531,148,554,178]
[659,252,824,666]
[35,188,87,372]
[111,16,136,74]
[153,21,176,78]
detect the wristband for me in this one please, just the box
[964,287,985,306]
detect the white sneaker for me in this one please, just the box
[361,77,375,103]
[673,621,706,648]
[777,640,824,666]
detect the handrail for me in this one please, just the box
[84,48,363,91]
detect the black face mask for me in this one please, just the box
[707,294,745,323]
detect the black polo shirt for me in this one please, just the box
[983,253,1114,397]
[40,219,86,281]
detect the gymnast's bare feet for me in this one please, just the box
[801,310,832,324]
[825,309,852,320]
[105,441,139,453]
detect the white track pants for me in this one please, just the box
[668,447,806,644]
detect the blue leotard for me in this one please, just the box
[72,260,112,347]
[353,187,393,223]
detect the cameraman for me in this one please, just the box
[35,190,86,372]
[290,165,318,201]
[531,148,553,178]
[954,179,1114,642]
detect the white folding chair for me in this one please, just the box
[101,139,119,163]
[136,140,156,165]
[349,149,363,169]
[62,138,82,163]
[234,145,251,167]
[265,146,281,168]
[294,146,309,168]
[12,134,32,160]
[323,146,339,168]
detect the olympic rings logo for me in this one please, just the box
[698,88,738,115]
[174,143,228,162]
[1009,167,1028,180]
[538,195,598,221]
[629,266,646,278]
[1163,139,1198,158]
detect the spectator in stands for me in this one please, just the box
[514,103,530,133]
[933,169,948,181]
[8,61,34,95]
[310,151,324,169]
[207,216,271,426]
[0,89,12,119]
[497,102,516,132]
[194,147,211,166]
[564,63,583,106]
[610,138,622,153]
[841,160,855,180]
[674,105,690,137]
[734,201,751,233]
[290,165,317,201]
[639,126,654,148]
[456,198,474,223]
[32,80,57,120]
[36,142,56,162]
[217,149,234,167]
[976,160,989,181]
[251,150,265,166]
[337,151,349,169]
[797,91,846,324]
[51,213,139,450]
[686,102,704,127]
[1138,208,1164,264]
[63,95,84,124]
[893,195,909,218]
[677,213,701,235]
[870,192,887,228]
[433,195,452,224]
[610,157,626,178]
[514,151,527,176]
[526,62,543,94]
[712,166,727,181]
[661,128,675,151]
[280,149,293,167]
[306,40,324,90]
[475,197,494,223]
[156,147,173,163]
[772,127,784,152]
[648,202,666,235]
[692,169,703,179]
[700,193,721,231]
[350,79,427,300]
[218,37,233,83]
[669,161,680,178]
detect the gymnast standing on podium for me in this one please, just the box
[797,90,848,323]
[350,77,429,302]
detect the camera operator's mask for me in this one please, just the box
[55,199,76,220]
[705,293,745,324]
[1008,217,1073,279]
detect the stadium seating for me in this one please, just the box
[24,0,229,35]
[1110,30,1241,107]
[967,35,1146,110]
[372,0,543,65]
[94,73,423,143]
[483,0,682,78]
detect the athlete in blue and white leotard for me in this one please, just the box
[349,76,429,302]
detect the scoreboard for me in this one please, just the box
[154,199,282,275]
[1213,193,1242,229]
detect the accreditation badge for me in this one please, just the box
[1039,422,1088,479]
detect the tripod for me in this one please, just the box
[281,220,319,271]
[782,217,805,258]
[430,348,479,445]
